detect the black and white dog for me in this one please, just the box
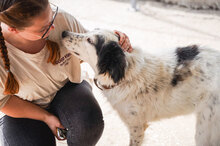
[62,29,220,146]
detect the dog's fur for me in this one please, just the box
[62,29,220,146]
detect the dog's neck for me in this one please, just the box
[123,49,147,81]
[94,72,120,90]
[94,48,147,90]
[93,78,119,90]
[94,48,174,92]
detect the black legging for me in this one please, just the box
[0,80,104,146]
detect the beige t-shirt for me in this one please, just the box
[0,9,87,109]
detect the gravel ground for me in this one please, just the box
[1,0,220,146]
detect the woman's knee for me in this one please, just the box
[50,80,104,145]
[66,107,104,146]
[62,93,104,146]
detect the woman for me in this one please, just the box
[0,0,132,146]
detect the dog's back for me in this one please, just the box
[114,45,220,121]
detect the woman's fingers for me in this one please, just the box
[114,30,133,52]
[114,30,126,45]
[57,122,65,129]
[120,33,126,45]
[56,123,66,140]
[121,38,131,50]
[56,127,67,140]
[44,113,67,140]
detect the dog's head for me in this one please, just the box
[62,29,126,83]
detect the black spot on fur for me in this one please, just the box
[97,41,126,83]
[153,85,158,92]
[199,69,204,74]
[171,45,199,86]
[176,45,199,64]
[76,34,80,38]
[68,37,73,43]
[171,78,178,86]
[212,95,218,105]
[130,111,137,116]
[172,71,192,86]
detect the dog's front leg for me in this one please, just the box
[128,123,148,146]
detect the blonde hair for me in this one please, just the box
[0,0,60,95]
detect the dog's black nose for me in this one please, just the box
[62,31,68,38]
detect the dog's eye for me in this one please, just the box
[87,38,92,44]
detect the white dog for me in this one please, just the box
[62,29,220,146]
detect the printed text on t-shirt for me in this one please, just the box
[56,53,71,66]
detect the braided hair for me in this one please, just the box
[0,0,60,95]
[0,26,19,94]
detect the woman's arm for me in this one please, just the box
[1,95,49,120]
[1,95,65,140]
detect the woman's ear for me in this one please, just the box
[97,41,126,83]
[8,27,19,34]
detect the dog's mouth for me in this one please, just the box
[73,52,80,56]
[68,48,81,57]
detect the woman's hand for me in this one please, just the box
[44,113,66,140]
[114,30,133,53]
[1,95,66,140]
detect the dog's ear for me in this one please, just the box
[98,41,126,83]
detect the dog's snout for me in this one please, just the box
[62,31,69,38]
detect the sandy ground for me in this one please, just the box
[1,0,220,146]
[52,0,220,145]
